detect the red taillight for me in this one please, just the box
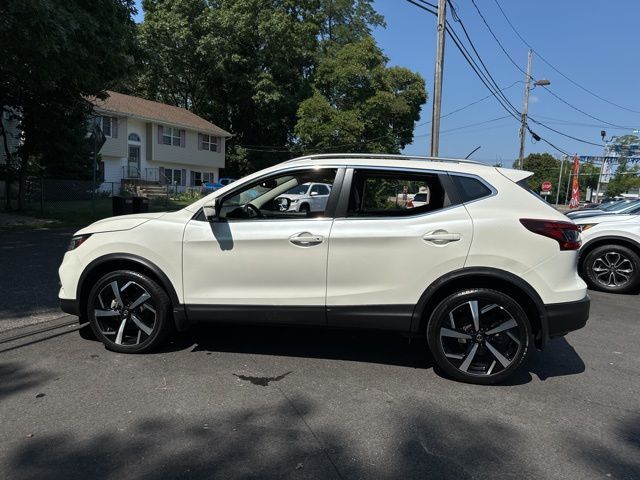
[407,200,414,208]
[519,219,581,251]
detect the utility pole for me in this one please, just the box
[555,154,566,206]
[517,49,533,169]
[430,0,447,157]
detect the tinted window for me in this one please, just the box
[413,193,428,202]
[219,169,336,220]
[311,184,330,195]
[452,175,492,202]
[348,170,446,217]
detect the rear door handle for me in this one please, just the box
[422,231,461,244]
[289,232,324,247]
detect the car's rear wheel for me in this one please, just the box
[427,288,532,385]
[583,245,640,294]
[86,270,173,353]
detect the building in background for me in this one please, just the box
[91,91,231,193]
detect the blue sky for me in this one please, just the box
[133,1,640,165]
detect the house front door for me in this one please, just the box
[128,145,140,178]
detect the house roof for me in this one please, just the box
[91,91,232,137]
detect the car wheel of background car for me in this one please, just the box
[426,288,532,385]
[86,270,173,353]
[583,244,640,294]
[300,203,310,215]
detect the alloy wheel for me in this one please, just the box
[438,300,525,377]
[591,251,634,288]
[92,280,157,346]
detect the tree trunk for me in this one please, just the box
[0,116,14,211]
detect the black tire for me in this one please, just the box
[86,270,173,353]
[299,203,310,215]
[426,288,532,385]
[582,244,640,294]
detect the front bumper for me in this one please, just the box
[544,295,590,339]
[60,298,79,316]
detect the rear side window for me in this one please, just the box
[451,175,492,202]
[347,170,448,217]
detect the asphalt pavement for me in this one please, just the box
[0,227,75,332]
[0,228,638,479]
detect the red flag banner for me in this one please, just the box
[569,154,580,209]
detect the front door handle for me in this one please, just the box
[289,232,324,247]
[422,231,461,245]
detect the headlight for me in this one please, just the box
[68,234,91,251]
[290,199,299,204]
[578,224,597,232]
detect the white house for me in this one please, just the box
[91,91,231,192]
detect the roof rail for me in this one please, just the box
[283,153,485,165]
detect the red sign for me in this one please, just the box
[569,154,581,209]
[541,181,552,192]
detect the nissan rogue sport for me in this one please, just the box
[59,154,590,384]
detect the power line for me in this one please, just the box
[407,0,578,156]
[470,0,636,130]
[414,115,511,138]
[415,81,522,129]
[418,2,578,156]
[493,0,640,115]
[527,118,604,147]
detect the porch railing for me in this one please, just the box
[122,166,160,183]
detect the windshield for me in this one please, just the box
[619,201,640,213]
[608,201,636,212]
[285,184,310,195]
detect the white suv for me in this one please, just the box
[572,213,640,293]
[59,154,590,384]
[276,182,332,214]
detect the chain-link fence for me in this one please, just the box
[23,177,204,225]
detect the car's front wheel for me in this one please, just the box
[583,244,640,294]
[86,270,173,353]
[426,288,532,385]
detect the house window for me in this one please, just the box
[100,116,112,137]
[201,134,217,152]
[128,133,141,142]
[194,171,202,186]
[161,126,184,146]
[164,168,183,185]
[203,172,215,183]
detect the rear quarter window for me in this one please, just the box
[451,175,493,202]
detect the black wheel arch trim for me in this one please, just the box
[411,266,549,346]
[77,253,189,331]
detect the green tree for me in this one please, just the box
[0,0,139,209]
[604,135,640,198]
[522,153,601,203]
[295,37,426,153]
[135,0,405,171]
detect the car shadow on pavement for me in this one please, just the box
[503,336,586,385]
[170,324,436,370]
[160,325,586,384]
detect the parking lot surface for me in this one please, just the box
[0,228,638,479]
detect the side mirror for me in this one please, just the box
[203,198,222,221]
[310,191,319,196]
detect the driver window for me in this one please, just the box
[219,169,337,220]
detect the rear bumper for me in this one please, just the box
[544,295,590,339]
